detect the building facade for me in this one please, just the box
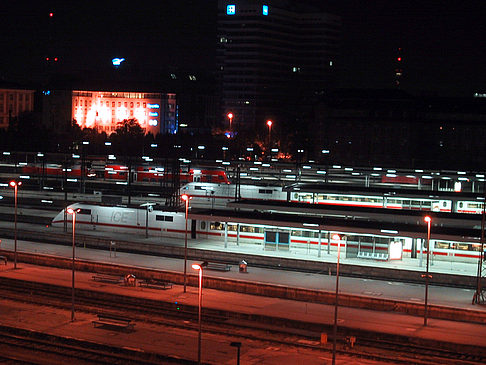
[72,90,177,135]
[0,87,35,129]
[217,0,341,130]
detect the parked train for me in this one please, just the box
[181,182,486,214]
[21,162,230,184]
[103,164,230,184]
[51,202,483,264]
[21,163,96,178]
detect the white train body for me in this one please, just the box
[52,203,186,239]
[52,202,482,264]
[181,182,483,214]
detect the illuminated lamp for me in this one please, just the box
[389,241,403,260]
[112,58,125,67]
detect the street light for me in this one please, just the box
[192,261,208,365]
[182,194,192,293]
[9,180,22,269]
[67,207,80,322]
[332,233,341,365]
[423,215,432,326]
[140,203,155,238]
[266,120,273,152]
[227,112,234,131]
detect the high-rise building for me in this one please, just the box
[217,0,341,131]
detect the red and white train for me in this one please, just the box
[51,202,484,264]
[20,163,230,184]
[21,163,95,178]
[103,165,230,184]
[181,182,486,214]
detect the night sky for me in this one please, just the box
[1,0,485,97]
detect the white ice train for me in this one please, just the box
[181,182,486,214]
[51,202,483,264]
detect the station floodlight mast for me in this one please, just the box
[472,200,486,304]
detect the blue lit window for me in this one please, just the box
[227,5,236,15]
[262,5,268,15]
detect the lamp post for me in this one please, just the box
[266,120,273,153]
[67,207,80,322]
[182,194,192,293]
[192,261,208,365]
[230,342,242,365]
[332,233,341,365]
[140,203,155,238]
[227,112,234,132]
[423,216,432,326]
[9,180,21,269]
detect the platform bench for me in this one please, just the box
[0,256,7,265]
[207,262,232,272]
[92,274,123,284]
[93,313,134,331]
[139,279,173,290]
[357,252,388,261]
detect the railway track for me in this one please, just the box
[0,325,194,365]
[0,276,484,365]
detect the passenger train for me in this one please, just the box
[51,202,484,264]
[181,182,486,214]
[21,163,230,184]
[103,164,230,184]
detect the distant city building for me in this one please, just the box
[42,88,177,135]
[0,87,35,129]
[217,0,341,130]
[72,90,177,135]
[311,89,486,170]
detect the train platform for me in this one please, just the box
[0,234,484,313]
[0,255,485,365]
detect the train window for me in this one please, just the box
[240,225,262,233]
[210,222,224,230]
[195,186,204,190]
[258,189,272,194]
[456,243,470,251]
[435,241,450,249]
[201,221,206,230]
[459,202,463,208]
[156,215,174,222]
[78,209,91,215]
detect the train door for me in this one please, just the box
[191,219,197,239]
[91,211,98,230]
[264,230,289,251]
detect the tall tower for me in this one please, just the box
[394,48,403,88]
[217,0,341,130]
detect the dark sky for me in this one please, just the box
[1,0,485,96]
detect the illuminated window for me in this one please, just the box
[262,5,268,15]
[143,102,146,108]
[112,102,115,107]
[130,102,133,108]
[118,102,121,107]
[124,102,127,107]
[227,5,236,15]
[137,102,140,107]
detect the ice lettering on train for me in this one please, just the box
[111,211,130,223]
